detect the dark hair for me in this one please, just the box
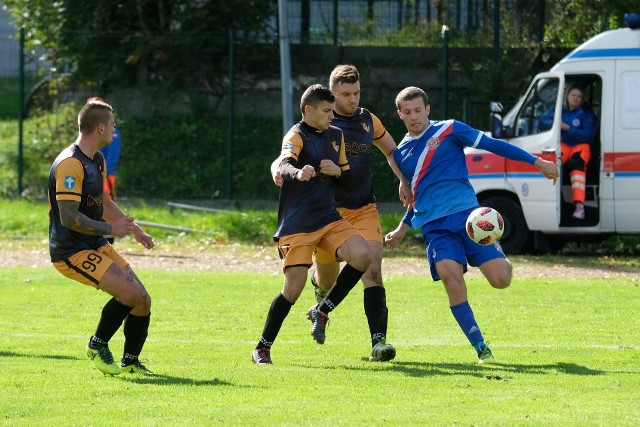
[329,64,360,88]
[300,84,335,116]
[78,99,113,133]
[395,86,429,110]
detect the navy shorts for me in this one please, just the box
[421,207,505,281]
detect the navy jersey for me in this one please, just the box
[48,144,108,262]
[274,122,349,240]
[395,120,537,229]
[332,108,389,209]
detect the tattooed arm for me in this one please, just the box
[58,200,133,237]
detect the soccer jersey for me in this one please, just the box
[274,122,350,240]
[332,108,388,209]
[48,144,108,262]
[394,120,537,229]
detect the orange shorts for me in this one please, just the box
[52,243,129,288]
[315,203,382,264]
[277,219,361,270]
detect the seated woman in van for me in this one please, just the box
[539,85,597,220]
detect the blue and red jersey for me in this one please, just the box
[394,120,538,229]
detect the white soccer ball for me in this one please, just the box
[465,207,504,245]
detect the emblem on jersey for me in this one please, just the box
[361,123,370,133]
[87,194,103,207]
[428,136,441,150]
[331,141,339,152]
[572,118,581,127]
[64,176,76,189]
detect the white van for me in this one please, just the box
[466,13,640,253]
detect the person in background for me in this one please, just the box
[88,97,122,243]
[385,86,559,364]
[538,85,597,220]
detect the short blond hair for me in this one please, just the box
[78,99,113,133]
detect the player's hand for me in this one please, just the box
[534,157,560,185]
[133,226,154,249]
[319,159,341,177]
[111,215,135,237]
[273,170,283,187]
[296,165,316,181]
[399,180,413,208]
[384,224,409,248]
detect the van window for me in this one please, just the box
[515,78,559,137]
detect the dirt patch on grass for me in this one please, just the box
[2,239,638,280]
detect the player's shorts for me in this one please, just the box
[315,203,382,264]
[277,219,361,270]
[52,243,129,289]
[421,207,505,282]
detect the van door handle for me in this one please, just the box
[542,147,556,154]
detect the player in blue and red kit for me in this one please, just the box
[385,87,559,363]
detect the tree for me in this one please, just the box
[3,0,278,99]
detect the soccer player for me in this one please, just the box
[252,84,371,365]
[48,98,155,375]
[272,64,412,362]
[385,87,559,363]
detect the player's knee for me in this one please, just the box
[489,266,512,289]
[362,267,383,287]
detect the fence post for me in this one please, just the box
[227,29,234,200]
[441,25,449,119]
[18,27,24,196]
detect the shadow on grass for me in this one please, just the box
[119,374,232,386]
[0,350,82,361]
[0,351,232,386]
[332,360,607,378]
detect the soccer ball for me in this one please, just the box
[465,207,504,245]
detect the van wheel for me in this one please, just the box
[480,196,530,254]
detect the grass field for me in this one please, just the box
[1,265,638,425]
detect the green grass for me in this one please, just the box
[0,267,638,425]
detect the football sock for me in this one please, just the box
[123,312,151,360]
[450,301,485,348]
[319,264,365,314]
[364,286,388,346]
[93,298,133,344]
[257,293,293,349]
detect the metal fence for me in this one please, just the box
[0,0,548,200]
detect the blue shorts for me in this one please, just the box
[421,207,505,281]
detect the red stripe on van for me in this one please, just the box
[603,152,640,172]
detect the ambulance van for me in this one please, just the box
[467,13,640,253]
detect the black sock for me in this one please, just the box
[92,298,133,346]
[257,293,293,349]
[122,313,151,362]
[319,264,365,314]
[364,286,388,347]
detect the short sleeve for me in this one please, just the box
[54,158,84,202]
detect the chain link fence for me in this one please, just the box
[1,0,551,200]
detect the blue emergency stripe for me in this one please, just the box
[565,48,640,60]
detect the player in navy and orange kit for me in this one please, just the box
[49,99,155,375]
[272,65,411,362]
[385,87,559,363]
[252,84,371,365]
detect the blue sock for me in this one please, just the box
[450,301,485,350]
